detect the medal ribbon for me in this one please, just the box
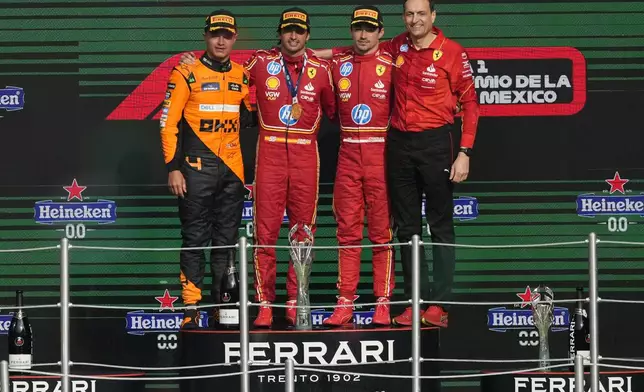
[280,53,307,104]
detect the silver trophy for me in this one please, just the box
[531,285,555,370]
[288,223,314,330]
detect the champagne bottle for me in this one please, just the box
[569,286,590,370]
[8,290,33,370]
[218,255,240,329]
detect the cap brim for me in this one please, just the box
[208,26,236,34]
[280,22,309,30]
[351,19,380,27]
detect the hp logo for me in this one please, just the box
[339,62,353,76]
[351,104,372,125]
[267,61,282,76]
[279,105,298,126]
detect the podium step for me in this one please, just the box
[179,325,441,392]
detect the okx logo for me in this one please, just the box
[576,171,643,233]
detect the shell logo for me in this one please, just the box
[266,76,280,90]
[338,78,351,92]
[395,55,405,68]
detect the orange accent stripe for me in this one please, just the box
[263,136,312,145]
[245,57,257,71]
[383,227,394,297]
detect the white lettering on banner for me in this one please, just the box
[580,198,644,214]
[0,94,19,105]
[474,60,572,105]
[480,90,558,104]
[256,373,352,383]
[490,311,566,329]
[130,315,180,330]
[224,340,394,365]
[513,376,632,392]
[37,205,113,221]
[12,380,97,392]
[0,319,10,332]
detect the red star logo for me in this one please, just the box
[605,172,629,194]
[244,184,254,200]
[516,286,539,308]
[63,179,87,201]
[155,289,179,311]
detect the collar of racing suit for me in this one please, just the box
[199,53,232,72]
[351,48,379,63]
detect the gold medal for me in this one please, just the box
[291,103,303,120]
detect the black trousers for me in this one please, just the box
[179,156,244,305]
[386,126,456,308]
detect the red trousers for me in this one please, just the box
[253,136,319,303]
[333,141,395,298]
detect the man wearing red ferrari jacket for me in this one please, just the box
[245,8,336,328]
[321,0,480,328]
[323,5,395,327]
[384,0,479,328]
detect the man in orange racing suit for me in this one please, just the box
[245,8,336,328]
[323,6,395,327]
[160,9,255,329]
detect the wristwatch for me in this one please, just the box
[459,147,473,157]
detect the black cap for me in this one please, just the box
[351,5,383,28]
[278,7,310,31]
[204,9,237,34]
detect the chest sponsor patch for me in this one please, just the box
[228,82,242,92]
[202,82,220,92]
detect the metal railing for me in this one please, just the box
[1,232,642,392]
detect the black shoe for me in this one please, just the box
[181,306,202,330]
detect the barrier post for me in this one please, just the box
[238,237,250,392]
[575,353,585,392]
[587,232,599,392]
[60,238,70,392]
[411,235,421,392]
[1,360,9,392]
[284,359,294,392]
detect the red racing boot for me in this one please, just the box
[323,297,354,326]
[392,307,423,327]
[371,297,391,326]
[422,305,449,328]
[253,302,273,328]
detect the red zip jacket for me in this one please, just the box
[331,48,393,139]
[381,27,480,148]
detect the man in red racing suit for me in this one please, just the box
[323,6,395,327]
[245,8,336,328]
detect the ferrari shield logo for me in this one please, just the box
[376,64,386,76]
[307,67,316,79]
[433,49,443,61]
